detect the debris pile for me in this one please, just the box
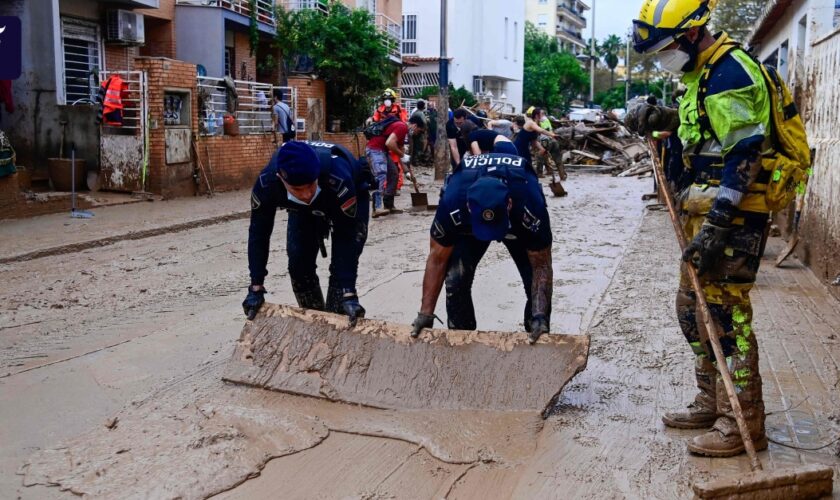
[551,116,653,177]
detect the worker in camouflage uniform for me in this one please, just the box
[627,0,772,457]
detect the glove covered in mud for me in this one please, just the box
[242,286,266,320]
[411,312,437,338]
[340,293,366,327]
[624,100,680,136]
[527,314,549,345]
[682,222,732,276]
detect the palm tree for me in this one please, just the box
[600,34,622,88]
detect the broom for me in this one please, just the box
[648,139,834,499]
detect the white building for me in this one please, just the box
[400,0,525,113]
[748,0,840,90]
[525,0,589,56]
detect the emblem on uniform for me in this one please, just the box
[251,192,261,210]
[431,219,446,239]
[341,196,358,218]
[522,207,540,232]
[482,209,496,222]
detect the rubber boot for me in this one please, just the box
[662,358,718,429]
[291,276,325,311]
[383,195,403,214]
[372,191,390,218]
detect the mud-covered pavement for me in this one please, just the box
[1,169,838,499]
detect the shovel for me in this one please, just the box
[648,139,833,500]
[404,159,428,208]
[548,169,567,197]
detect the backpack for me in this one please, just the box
[363,115,398,140]
[698,43,811,212]
[304,140,375,192]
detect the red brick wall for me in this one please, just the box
[140,19,176,59]
[138,0,175,20]
[134,57,199,198]
[0,173,96,220]
[105,45,140,72]
[195,135,276,193]
[233,32,256,82]
[324,132,367,158]
[288,77,326,139]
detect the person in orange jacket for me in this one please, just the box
[372,88,408,123]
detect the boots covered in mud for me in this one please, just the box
[662,357,718,429]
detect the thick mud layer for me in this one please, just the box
[22,363,545,498]
[225,305,589,412]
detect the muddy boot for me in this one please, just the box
[291,276,325,311]
[662,358,718,429]
[687,417,768,457]
[383,195,403,214]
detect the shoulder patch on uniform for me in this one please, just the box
[341,196,358,218]
[521,206,541,233]
[449,209,463,226]
[432,219,446,239]
[251,191,262,210]
[328,174,345,193]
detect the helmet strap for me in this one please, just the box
[676,28,705,72]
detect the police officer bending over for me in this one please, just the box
[411,153,554,344]
[243,141,371,325]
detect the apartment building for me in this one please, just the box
[525,0,589,55]
[401,0,525,113]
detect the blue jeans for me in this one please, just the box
[365,148,397,208]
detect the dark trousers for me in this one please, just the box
[444,236,534,330]
[286,191,370,311]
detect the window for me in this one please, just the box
[779,40,789,81]
[473,77,484,95]
[505,17,509,59]
[537,14,548,28]
[402,14,417,55]
[539,0,548,3]
[358,0,376,13]
[60,18,102,105]
[514,21,518,61]
[225,47,233,76]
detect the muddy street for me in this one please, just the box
[1,170,838,499]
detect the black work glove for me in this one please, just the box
[682,222,732,276]
[242,285,266,320]
[340,294,366,327]
[624,101,680,135]
[410,312,440,338]
[527,314,550,345]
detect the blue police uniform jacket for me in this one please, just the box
[431,154,552,251]
[247,143,367,286]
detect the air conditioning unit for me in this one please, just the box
[106,10,145,45]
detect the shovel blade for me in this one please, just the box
[410,192,429,207]
[223,304,589,413]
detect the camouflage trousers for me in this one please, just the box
[675,214,766,439]
[531,137,567,180]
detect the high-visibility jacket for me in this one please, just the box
[677,32,772,228]
[373,103,407,123]
[101,75,128,126]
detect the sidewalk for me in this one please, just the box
[0,191,251,264]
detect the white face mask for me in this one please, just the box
[657,49,691,75]
[287,185,321,206]
[384,99,393,107]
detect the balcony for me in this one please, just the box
[100,0,160,8]
[175,0,276,27]
[375,13,402,61]
[278,0,329,13]
[557,4,586,28]
[557,28,586,48]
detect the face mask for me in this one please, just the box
[287,185,321,206]
[384,99,393,107]
[657,48,691,75]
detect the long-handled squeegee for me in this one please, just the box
[648,138,833,499]
[70,144,94,219]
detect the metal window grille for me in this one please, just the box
[61,18,102,105]
[278,0,329,13]
[99,70,148,134]
[175,0,276,26]
[400,72,439,98]
[225,47,233,77]
[197,76,297,136]
[402,14,417,55]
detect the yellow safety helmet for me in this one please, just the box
[382,88,398,99]
[632,0,717,54]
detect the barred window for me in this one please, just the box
[402,14,417,55]
[61,18,102,105]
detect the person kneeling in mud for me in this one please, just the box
[411,153,554,344]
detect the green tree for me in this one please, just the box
[523,22,589,113]
[274,1,397,126]
[417,84,477,109]
[600,34,622,88]
[709,0,764,43]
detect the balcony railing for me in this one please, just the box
[375,13,402,60]
[176,0,276,27]
[278,0,329,13]
[558,28,586,47]
[557,4,586,27]
[197,76,298,136]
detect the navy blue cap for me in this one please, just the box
[275,141,320,186]
[467,177,511,241]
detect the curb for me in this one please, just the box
[0,211,251,265]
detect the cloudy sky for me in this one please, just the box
[580,0,640,42]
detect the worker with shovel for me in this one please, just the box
[411,153,553,345]
[243,141,371,325]
[627,0,774,458]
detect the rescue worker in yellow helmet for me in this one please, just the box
[373,88,408,123]
[627,0,771,457]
